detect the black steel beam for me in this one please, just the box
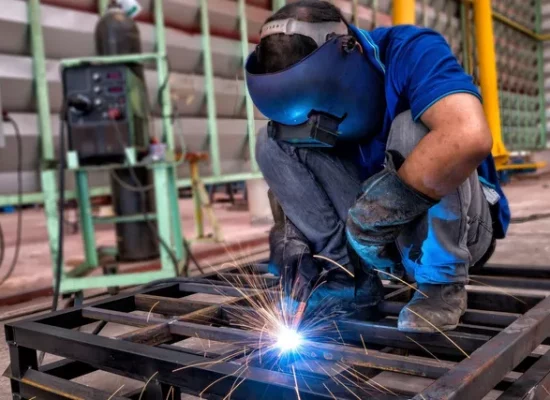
[134,294,217,316]
[39,358,97,380]
[470,274,550,291]
[178,282,273,298]
[336,319,490,356]
[220,304,491,356]
[9,321,335,400]
[10,369,130,400]
[305,341,454,379]
[380,301,519,328]
[82,307,261,344]
[415,295,550,399]
[498,350,550,400]
[481,264,550,279]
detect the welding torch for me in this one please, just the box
[286,254,320,328]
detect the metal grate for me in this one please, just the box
[5,262,550,399]
[465,1,546,151]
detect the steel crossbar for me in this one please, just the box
[5,262,550,399]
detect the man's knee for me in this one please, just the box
[255,126,270,170]
[255,125,281,177]
[386,110,430,158]
[255,125,298,186]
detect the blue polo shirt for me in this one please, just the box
[352,24,510,238]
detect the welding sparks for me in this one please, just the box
[170,251,458,399]
[276,326,303,352]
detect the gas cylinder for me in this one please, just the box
[96,3,159,262]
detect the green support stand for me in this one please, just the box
[28,0,187,294]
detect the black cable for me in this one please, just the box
[52,114,67,312]
[183,238,204,275]
[0,115,24,286]
[110,169,154,192]
[0,223,5,270]
[110,121,182,275]
[151,60,204,275]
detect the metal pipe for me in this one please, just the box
[272,0,285,12]
[492,10,550,41]
[461,0,550,41]
[29,0,54,161]
[0,172,265,207]
[238,0,259,173]
[535,0,547,148]
[29,0,64,283]
[153,0,173,150]
[75,171,99,267]
[392,0,416,25]
[98,0,109,15]
[199,0,221,177]
[153,0,185,261]
[472,0,509,166]
[61,53,159,68]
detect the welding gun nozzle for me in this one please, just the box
[292,301,307,328]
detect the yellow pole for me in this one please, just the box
[392,0,416,25]
[473,0,509,166]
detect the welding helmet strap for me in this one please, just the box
[260,18,349,48]
[267,112,342,148]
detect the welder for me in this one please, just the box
[245,1,511,333]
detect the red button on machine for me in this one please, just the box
[107,108,122,120]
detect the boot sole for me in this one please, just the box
[397,323,458,333]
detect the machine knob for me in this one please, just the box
[92,72,101,81]
[94,86,102,94]
[67,94,93,114]
[94,98,103,107]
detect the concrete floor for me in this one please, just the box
[0,195,271,303]
[0,173,550,398]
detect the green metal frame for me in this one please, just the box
[199,0,221,178]
[28,0,188,294]
[535,0,547,148]
[458,1,547,152]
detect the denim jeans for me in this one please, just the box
[256,111,494,284]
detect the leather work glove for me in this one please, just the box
[346,151,438,273]
[267,190,321,301]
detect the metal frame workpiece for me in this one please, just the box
[5,263,550,399]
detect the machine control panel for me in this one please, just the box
[62,64,147,164]
[65,65,129,126]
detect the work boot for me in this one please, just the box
[397,283,467,333]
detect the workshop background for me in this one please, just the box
[0,0,549,399]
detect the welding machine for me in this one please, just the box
[63,63,150,165]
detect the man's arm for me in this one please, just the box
[397,93,493,200]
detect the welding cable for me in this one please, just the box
[0,222,4,269]
[152,62,204,275]
[109,168,154,192]
[109,120,183,276]
[183,238,204,275]
[0,114,24,287]
[52,114,67,312]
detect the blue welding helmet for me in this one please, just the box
[245,18,385,147]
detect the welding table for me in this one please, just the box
[5,263,550,399]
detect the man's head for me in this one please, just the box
[245,1,386,143]
[257,1,350,73]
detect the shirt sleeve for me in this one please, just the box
[388,27,482,121]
